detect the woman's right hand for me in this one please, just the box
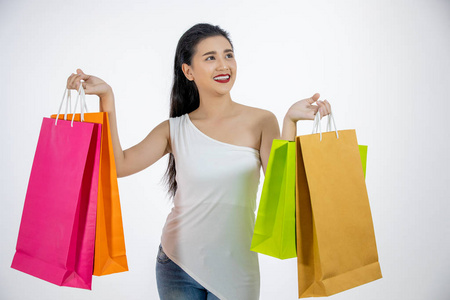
[66,68,171,178]
[66,68,112,98]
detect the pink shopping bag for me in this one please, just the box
[11,117,101,289]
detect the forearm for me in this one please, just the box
[99,88,126,176]
[281,116,297,141]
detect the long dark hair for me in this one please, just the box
[164,23,233,198]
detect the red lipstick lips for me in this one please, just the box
[213,74,231,83]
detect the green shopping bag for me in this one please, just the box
[251,140,368,260]
[359,145,368,178]
[251,139,297,259]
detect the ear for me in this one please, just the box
[182,63,194,81]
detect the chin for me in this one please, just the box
[218,81,235,94]
[216,86,233,96]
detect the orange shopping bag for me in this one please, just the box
[295,112,381,297]
[52,110,128,276]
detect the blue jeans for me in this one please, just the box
[156,245,221,300]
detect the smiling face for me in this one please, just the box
[182,35,237,98]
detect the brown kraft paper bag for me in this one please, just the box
[295,129,382,297]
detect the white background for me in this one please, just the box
[1,0,449,299]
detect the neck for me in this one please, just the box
[195,92,234,119]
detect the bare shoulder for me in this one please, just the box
[154,119,170,133]
[143,119,171,152]
[237,103,278,127]
[157,119,171,140]
[158,119,171,152]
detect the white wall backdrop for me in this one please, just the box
[1,0,449,299]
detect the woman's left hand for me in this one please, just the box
[285,93,331,123]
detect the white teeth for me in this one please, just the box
[214,75,230,80]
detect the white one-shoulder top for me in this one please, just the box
[161,113,261,300]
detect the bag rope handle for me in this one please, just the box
[71,84,86,126]
[55,83,88,126]
[312,109,339,141]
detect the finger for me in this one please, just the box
[316,100,323,108]
[77,73,90,86]
[66,73,76,88]
[76,68,91,81]
[67,73,80,89]
[324,100,331,115]
[317,101,326,119]
[69,74,85,90]
[75,74,90,90]
[320,100,330,117]
[305,92,320,105]
[72,74,83,90]
[312,105,319,116]
[81,81,91,93]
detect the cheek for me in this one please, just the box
[231,61,237,72]
[194,65,213,80]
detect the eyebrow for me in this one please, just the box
[202,49,234,56]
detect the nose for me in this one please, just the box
[216,57,229,71]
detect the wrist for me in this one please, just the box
[281,116,297,141]
[98,85,113,98]
[99,86,115,112]
[283,114,295,126]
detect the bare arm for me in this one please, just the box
[259,111,281,174]
[260,93,331,173]
[100,91,170,177]
[67,69,170,178]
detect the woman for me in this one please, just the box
[67,23,330,300]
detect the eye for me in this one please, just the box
[205,56,215,61]
[226,53,234,59]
